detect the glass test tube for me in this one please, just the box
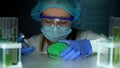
[0,18,3,63]
[1,18,5,42]
[0,18,2,41]
[113,26,120,64]
[7,18,12,42]
[0,48,3,63]
[11,17,18,42]
[5,49,11,66]
[11,17,19,65]
[4,17,8,42]
[11,49,18,65]
[108,17,120,64]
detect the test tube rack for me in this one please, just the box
[97,41,120,68]
[97,17,120,68]
[0,17,22,68]
[0,43,22,68]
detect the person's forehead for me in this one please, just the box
[42,8,71,18]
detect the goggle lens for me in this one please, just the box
[40,16,74,26]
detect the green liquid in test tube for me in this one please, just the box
[114,27,120,43]
[113,26,120,64]
[5,49,11,66]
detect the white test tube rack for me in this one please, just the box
[0,43,22,68]
[97,42,120,68]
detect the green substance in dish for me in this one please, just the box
[47,42,67,59]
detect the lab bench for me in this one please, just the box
[22,53,99,68]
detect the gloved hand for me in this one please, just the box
[59,39,92,61]
[18,33,36,55]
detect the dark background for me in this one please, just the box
[0,0,120,38]
[0,0,40,38]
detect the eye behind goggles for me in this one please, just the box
[40,15,74,26]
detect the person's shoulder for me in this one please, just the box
[27,33,43,41]
[76,30,89,40]
[77,30,95,34]
[76,30,106,40]
[26,33,43,47]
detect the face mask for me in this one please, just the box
[41,25,72,42]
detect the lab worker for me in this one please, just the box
[27,0,107,61]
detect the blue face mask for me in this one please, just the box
[41,25,72,42]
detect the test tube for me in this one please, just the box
[11,17,19,65]
[108,17,120,64]
[4,17,8,42]
[0,18,2,41]
[0,48,3,63]
[1,17,6,42]
[113,26,120,64]
[11,49,18,65]
[5,49,11,66]
[11,17,18,42]
[113,18,120,63]
[0,18,4,64]
[0,18,3,63]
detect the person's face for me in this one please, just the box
[40,8,73,42]
[41,8,73,26]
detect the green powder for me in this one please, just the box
[47,42,67,59]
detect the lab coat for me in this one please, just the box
[27,30,107,55]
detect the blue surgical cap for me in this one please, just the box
[31,0,81,22]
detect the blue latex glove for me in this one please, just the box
[18,33,36,55]
[59,39,92,61]
[21,46,36,55]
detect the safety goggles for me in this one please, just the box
[40,15,74,27]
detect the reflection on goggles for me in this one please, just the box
[40,16,74,26]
